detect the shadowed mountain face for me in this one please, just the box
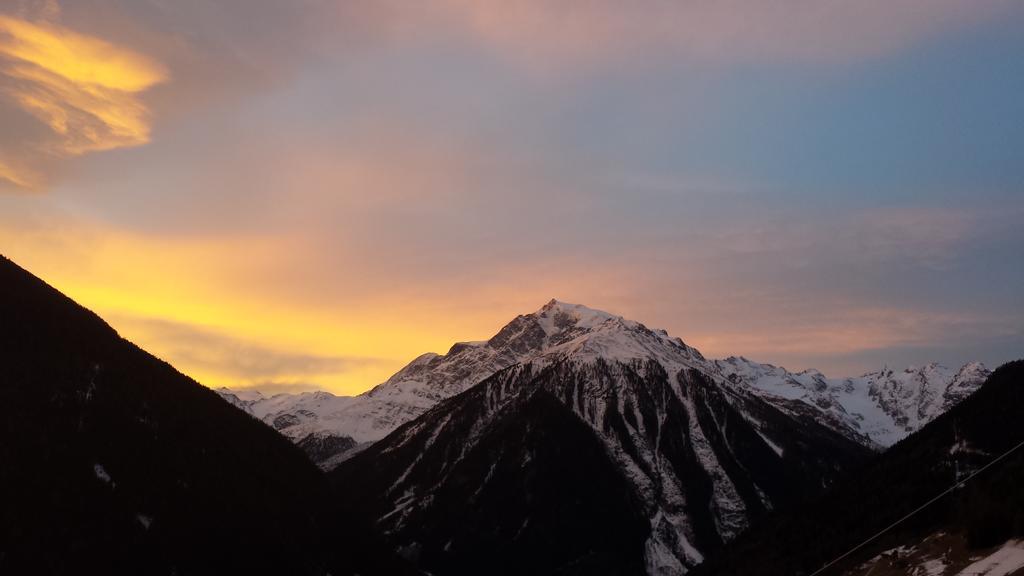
[332,357,873,575]
[690,360,1024,576]
[0,256,406,576]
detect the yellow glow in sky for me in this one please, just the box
[1,1,1015,394]
[0,220,482,395]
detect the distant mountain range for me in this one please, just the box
[218,300,990,467]
[691,359,1024,576]
[714,356,990,448]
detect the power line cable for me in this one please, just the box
[808,436,1024,576]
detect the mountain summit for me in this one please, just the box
[365,299,706,409]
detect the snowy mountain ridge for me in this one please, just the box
[217,300,989,466]
[713,356,991,448]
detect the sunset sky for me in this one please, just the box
[2,0,1022,395]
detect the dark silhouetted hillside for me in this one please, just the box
[0,255,408,575]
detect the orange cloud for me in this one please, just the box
[0,13,167,188]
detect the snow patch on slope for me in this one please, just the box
[957,540,1024,576]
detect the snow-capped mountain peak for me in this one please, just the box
[531,298,660,342]
[216,300,706,468]
[371,299,695,402]
[488,299,644,351]
[485,298,700,367]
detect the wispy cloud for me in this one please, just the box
[712,206,978,270]
[848,207,977,271]
[0,158,39,189]
[0,12,166,189]
[691,302,1023,378]
[692,304,1016,358]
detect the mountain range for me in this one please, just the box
[219,300,998,574]
[218,300,990,467]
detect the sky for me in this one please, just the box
[1,0,1022,395]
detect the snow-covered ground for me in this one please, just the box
[852,533,1024,576]
[959,540,1024,576]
